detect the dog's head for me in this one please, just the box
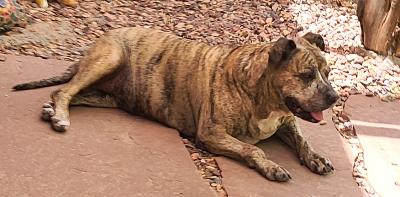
[267,33,339,123]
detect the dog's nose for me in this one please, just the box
[326,91,339,105]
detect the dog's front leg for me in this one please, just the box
[276,118,334,175]
[198,124,291,182]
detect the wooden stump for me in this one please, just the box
[395,28,400,57]
[357,0,400,56]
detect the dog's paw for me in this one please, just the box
[301,152,334,175]
[257,163,292,182]
[42,101,70,132]
[51,116,70,132]
[42,101,55,121]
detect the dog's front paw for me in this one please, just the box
[301,151,334,175]
[256,162,292,182]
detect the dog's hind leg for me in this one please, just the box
[70,90,118,108]
[42,90,118,121]
[49,38,123,132]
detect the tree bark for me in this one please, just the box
[357,0,400,56]
[395,29,400,57]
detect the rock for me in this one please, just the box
[356,83,366,92]
[379,94,395,102]
[206,165,221,176]
[175,22,185,29]
[282,29,290,36]
[271,4,279,12]
[343,122,353,130]
[104,13,117,21]
[36,52,50,59]
[186,24,194,29]
[338,124,346,131]
[191,153,200,160]
[391,86,400,97]
[346,54,364,64]
[364,90,374,97]
[0,55,6,62]
[333,105,344,112]
[348,138,358,144]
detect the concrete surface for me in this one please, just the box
[216,112,364,197]
[1,54,372,197]
[346,95,400,197]
[0,55,215,197]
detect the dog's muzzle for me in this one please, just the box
[284,96,330,123]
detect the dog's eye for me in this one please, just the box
[299,69,315,81]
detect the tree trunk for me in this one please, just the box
[357,0,400,56]
[395,29,400,57]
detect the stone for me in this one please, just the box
[379,94,395,102]
[175,22,185,29]
[364,90,374,97]
[356,83,366,92]
[346,54,364,64]
[333,105,344,112]
[191,153,201,160]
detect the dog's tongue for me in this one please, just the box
[310,111,324,122]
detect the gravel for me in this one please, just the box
[0,0,300,61]
[290,0,400,101]
[182,138,227,197]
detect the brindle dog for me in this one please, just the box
[13,27,339,182]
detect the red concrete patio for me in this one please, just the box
[0,55,215,196]
[346,95,400,197]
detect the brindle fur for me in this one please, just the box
[13,27,339,182]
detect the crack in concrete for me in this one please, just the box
[71,167,88,173]
[332,96,380,197]
[181,138,228,197]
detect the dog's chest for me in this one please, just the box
[237,111,291,144]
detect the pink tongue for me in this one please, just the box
[310,111,324,122]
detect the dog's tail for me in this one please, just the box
[12,63,79,91]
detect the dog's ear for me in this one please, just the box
[268,38,297,67]
[302,32,325,51]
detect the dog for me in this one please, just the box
[13,27,339,182]
[35,0,77,8]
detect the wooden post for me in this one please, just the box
[395,29,400,57]
[357,0,400,56]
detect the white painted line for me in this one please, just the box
[351,120,400,131]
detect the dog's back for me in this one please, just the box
[96,27,234,136]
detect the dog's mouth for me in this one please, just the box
[284,97,324,123]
